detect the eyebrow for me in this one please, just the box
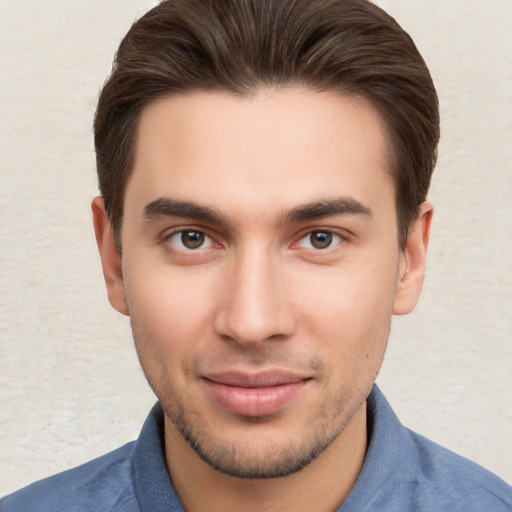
[143,198,226,224]
[143,196,372,226]
[282,197,373,223]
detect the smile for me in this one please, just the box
[202,371,312,417]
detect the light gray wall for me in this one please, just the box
[1,0,511,496]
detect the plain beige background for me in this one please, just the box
[1,0,511,496]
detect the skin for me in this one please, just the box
[93,88,432,511]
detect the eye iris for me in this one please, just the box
[181,230,204,249]
[310,231,332,249]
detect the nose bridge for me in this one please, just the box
[215,241,294,346]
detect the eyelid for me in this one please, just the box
[293,227,350,250]
[161,226,219,251]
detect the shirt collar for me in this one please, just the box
[133,402,185,512]
[337,385,417,511]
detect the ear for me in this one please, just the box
[393,201,433,315]
[91,196,129,316]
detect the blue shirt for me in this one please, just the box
[2,386,511,511]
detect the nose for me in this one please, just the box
[214,247,296,347]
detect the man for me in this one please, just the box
[2,0,511,510]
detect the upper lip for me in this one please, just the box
[203,370,311,388]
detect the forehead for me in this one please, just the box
[125,88,394,222]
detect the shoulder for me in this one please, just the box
[0,442,140,512]
[404,428,512,511]
[355,387,512,512]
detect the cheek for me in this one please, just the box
[125,272,212,401]
[123,261,217,357]
[291,259,397,350]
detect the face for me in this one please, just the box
[94,88,429,479]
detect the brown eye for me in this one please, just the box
[310,231,333,249]
[297,230,342,250]
[168,229,212,250]
[181,230,205,249]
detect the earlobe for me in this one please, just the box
[91,197,129,316]
[393,201,433,315]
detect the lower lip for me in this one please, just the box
[202,379,310,417]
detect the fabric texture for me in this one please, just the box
[2,386,511,511]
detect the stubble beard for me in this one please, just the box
[157,381,371,479]
[130,314,390,480]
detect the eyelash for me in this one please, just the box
[295,230,345,251]
[163,228,217,251]
[162,227,347,253]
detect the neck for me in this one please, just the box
[164,403,367,512]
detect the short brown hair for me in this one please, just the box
[94,0,439,248]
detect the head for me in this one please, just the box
[94,0,439,250]
[92,0,438,482]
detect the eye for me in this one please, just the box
[167,229,214,250]
[297,230,343,250]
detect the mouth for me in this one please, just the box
[201,370,312,417]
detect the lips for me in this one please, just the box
[202,370,311,417]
